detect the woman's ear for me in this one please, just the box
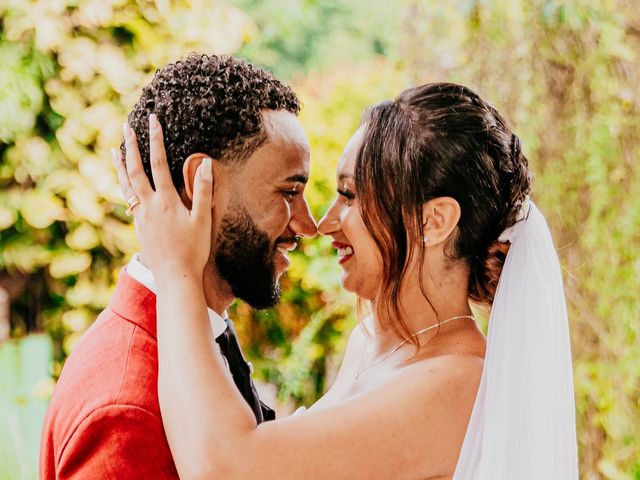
[182,153,216,202]
[422,197,461,247]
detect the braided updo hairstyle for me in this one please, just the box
[355,83,531,343]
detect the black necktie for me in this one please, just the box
[215,318,275,424]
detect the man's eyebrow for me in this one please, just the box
[285,174,308,184]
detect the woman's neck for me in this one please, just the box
[368,262,474,356]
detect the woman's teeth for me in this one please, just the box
[337,246,353,257]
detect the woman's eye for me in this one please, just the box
[337,188,355,201]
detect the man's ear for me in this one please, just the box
[422,197,461,246]
[182,153,216,202]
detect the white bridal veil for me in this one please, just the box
[453,201,579,479]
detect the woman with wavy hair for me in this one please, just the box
[116,82,578,479]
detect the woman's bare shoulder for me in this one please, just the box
[406,352,484,396]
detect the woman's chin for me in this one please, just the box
[340,274,375,300]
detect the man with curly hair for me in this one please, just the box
[40,54,317,479]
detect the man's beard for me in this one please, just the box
[214,204,281,309]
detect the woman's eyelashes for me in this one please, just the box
[337,188,355,202]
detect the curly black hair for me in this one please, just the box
[122,53,301,191]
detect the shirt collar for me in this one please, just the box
[126,253,228,338]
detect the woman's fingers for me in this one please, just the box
[191,157,213,227]
[111,148,139,210]
[148,114,176,195]
[123,123,153,198]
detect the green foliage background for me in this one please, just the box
[0,0,638,478]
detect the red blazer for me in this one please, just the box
[40,270,179,479]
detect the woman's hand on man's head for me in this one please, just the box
[111,114,213,281]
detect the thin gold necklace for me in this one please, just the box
[354,315,475,379]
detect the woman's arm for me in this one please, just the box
[158,277,482,480]
[116,119,482,480]
[155,272,480,480]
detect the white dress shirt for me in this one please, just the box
[126,253,228,338]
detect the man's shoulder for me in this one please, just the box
[54,306,159,403]
[59,269,158,373]
[41,401,177,479]
[43,306,162,463]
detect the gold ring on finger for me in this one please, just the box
[126,196,140,216]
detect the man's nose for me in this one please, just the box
[290,197,318,238]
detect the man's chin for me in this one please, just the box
[241,289,280,310]
[232,274,282,310]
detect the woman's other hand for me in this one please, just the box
[111,114,213,280]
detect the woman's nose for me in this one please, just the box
[318,203,340,236]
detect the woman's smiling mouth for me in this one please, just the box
[332,241,354,265]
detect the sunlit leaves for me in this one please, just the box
[5,137,53,182]
[20,190,66,229]
[0,206,17,231]
[58,37,99,82]
[65,275,112,309]
[61,308,93,332]
[66,185,105,225]
[99,217,139,255]
[0,43,49,143]
[65,223,100,250]
[1,241,52,273]
[48,251,92,278]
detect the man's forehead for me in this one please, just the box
[238,109,310,182]
[262,109,309,152]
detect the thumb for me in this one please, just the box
[191,157,213,226]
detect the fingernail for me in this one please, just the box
[122,122,130,139]
[149,113,159,130]
[200,157,212,181]
[110,148,119,165]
